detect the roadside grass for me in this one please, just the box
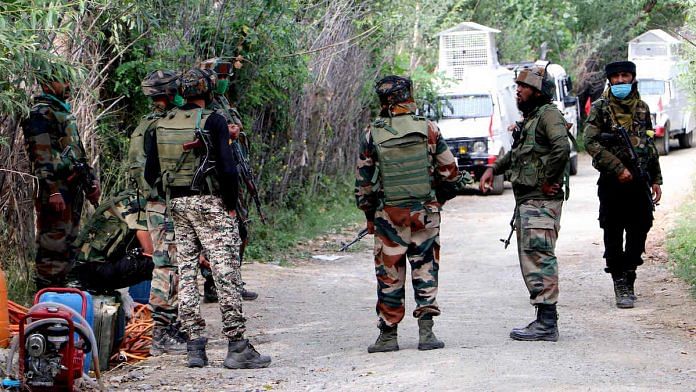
[245,176,363,265]
[666,186,696,297]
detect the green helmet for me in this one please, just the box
[141,70,180,97]
[375,75,413,105]
[180,68,217,98]
[200,58,233,76]
[516,64,555,99]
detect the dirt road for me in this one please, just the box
[112,148,696,391]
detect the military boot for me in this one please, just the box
[509,304,559,342]
[612,272,634,309]
[203,275,218,303]
[186,337,208,368]
[367,323,399,353]
[417,318,445,351]
[625,270,637,301]
[241,282,258,301]
[223,339,272,369]
[150,326,187,356]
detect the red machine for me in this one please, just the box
[18,288,90,392]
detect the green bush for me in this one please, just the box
[666,190,696,296]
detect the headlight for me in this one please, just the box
[472,141,487,154]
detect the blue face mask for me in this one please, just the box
[610,83,632,100]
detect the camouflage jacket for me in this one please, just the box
[584,90,663,185]
[355,108,467,220]
[494,103,570,203]
[73,190,148,264]
[128,110,165,194]
[22,94,89,194]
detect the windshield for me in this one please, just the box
[438,95,493,119]
[638,80,666,96]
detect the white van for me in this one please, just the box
[431,66,519,194]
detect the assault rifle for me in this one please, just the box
[182,128,217,192]
[61,146,98,207]
[339,228,369,252]
[604,125,655,211]
[230,133,266,224]
[500,208,516,249]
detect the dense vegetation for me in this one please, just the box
[0,0,694,299]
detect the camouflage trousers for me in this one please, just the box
[145,199,179,328]
[170,195,245,340]
[373,205,441,327]
[34,185,83,289]
[514,199,563,305]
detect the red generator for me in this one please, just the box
[18,288,91,392]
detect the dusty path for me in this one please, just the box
[112,148,696,391]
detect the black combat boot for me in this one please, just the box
[367,322,399,353]
[150,326,187,356]
[625,270,637,301]
[241,282,258,301]
[203,275,218,303]
[186,337,208,368]
[611,271,634,309]
[223,339,272,369]
[417,318,445,350]
[509,304,559,342]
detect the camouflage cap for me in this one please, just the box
[375,75,413,105]
[200,58,233,76]
[180,68,217,98]
[516,64,555,99]
[141,70,180,97]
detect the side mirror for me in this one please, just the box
[563,95,577,107]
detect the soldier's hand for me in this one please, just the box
[479,168,494,193]
[86,181,101,204]
[49,192,66,212]
[366,221,375,235]
[617,168,633,183]
[228,124,241,141]
[541,182,561,196]
[651,183,662,204]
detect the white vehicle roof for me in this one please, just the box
[437,67,515,95]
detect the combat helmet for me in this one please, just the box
[375,75,413,106]
[141,70,180,97]
[515,62,555,99]
[179,68,217,98]
[199,58,233,76]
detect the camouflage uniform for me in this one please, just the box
[584,90,662,273]
[356,105,468,327]
[22,94,91,288]
[493,103,570,306]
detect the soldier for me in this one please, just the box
[200,57,258,303]
[127,70,188,355]
[22,65,101,290]
[68,190,154,292]
[356,75,471,353]
[145,68,271,369]
[480,63,570,342]
[584,61,662,309]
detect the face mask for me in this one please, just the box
[42,93,71,112]
[610,83,632,100]
[215,79,229,95]
[173,94,185,107]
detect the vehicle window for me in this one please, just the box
[638,80,666,95]
[439,95,493,118]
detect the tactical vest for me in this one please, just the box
[372,115,434,205]
[155,107,214,191]
[508,104,558,188]
[128,113,162,193]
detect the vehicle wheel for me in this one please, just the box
[656,135,670,155]
[489,174,504,195]
[678,131,693,149]
[569,155,578,175]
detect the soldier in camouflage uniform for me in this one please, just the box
[481,63,570,342]
[584,61,662,309]
[22,69,101,289]
[145,68,270,369]
[68,190,154,292]
[356,75,471,353]
[127,70,189,355]
[200,58,258,303]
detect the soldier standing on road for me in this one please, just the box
[145,68,270,369]
[22,66,101,290]
[128,70,189,355]
[356,75,471,353]
[480,63,570,342]
[584,61,662,309]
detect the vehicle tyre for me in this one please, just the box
[656,135,670,156]
[569,155,578,176]
[678,130,693,149]
[489,174,504,195]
